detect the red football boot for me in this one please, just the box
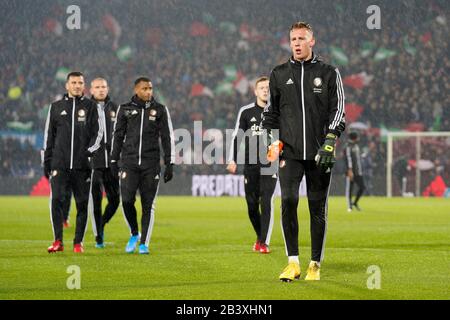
[253,240,261,252]
[259,243,271,254]
[73,243,84,253]
[63,220,70,228]
[47,240,64,253]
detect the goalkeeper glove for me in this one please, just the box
[163,164,173,183]
[315,133,337,170]
[267,140,284,162]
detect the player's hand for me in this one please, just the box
[110,160,120,178]
[226,161,237,174]
[347,169,354,181]
[267,140,284,162]
[315,133,337,170]
[164,164,173,183]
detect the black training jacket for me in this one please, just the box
[42,94,102,170]
[111,95,175,169]
[262,53,346,160]
[228,102,267,174]
[91,96,118,169]
[344,142,363,176]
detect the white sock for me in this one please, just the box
[288,256,299,264]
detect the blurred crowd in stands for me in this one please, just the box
[1,0,448,193]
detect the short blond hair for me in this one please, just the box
[255,76,269,88]
[289,21,313,37]
[90,77,108,86]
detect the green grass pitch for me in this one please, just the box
[0,196,449,300]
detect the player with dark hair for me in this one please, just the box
[111,77,175,254]
[43,71,103,253]
[262,22,345,281]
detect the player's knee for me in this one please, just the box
[307,189,328,201]
[282,193,298,209]
[109,197,120,208]
[121,199,135,210]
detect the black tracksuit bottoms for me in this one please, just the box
[244,173,277,245]
[119,166,160,246]
[50,169,90,245]
[89,168,120,243]
[278,159,331,262]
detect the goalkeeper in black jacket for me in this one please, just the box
[262,22,345,281]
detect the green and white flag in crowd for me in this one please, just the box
[374,48,397,61]
[403,36,417,56]
[214,81,233,95]
[223,65,238,81]
[360,41,375,58]
[116,45,132,62]
[7,121,33,132]
[219,21,237,34]
[330,46,349,66]
[55,67,70,82]
[202,12,216,25]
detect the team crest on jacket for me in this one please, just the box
[280,160,286,168]
[110,111,116,118]
[313,77,322,87]
[121,171,127,179]
[150,109,157,116]
[78,109,86,121]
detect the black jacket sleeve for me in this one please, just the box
[87,102,103,156]
[327,68,346,137]
[42,104,56,167]
[159,105,175,165]
[261,70,281,130]
[229,109,248,163]
[110,105,126,161]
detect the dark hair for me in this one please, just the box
[349,132,359,141]
[66,71,84,81]
[289,21,313,35]
[254,76,269,88]
[134,77,151,86]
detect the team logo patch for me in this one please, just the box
[78,109,86,122]
[121,171,127,179]
[52,170,58,177]
[244,178,248,184]
[155,174,160,180]
[313,77,322,87]
[110,111,116,118]
[280,160,286,168]
[150,109,157,116]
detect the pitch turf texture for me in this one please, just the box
[0,196,448,300]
